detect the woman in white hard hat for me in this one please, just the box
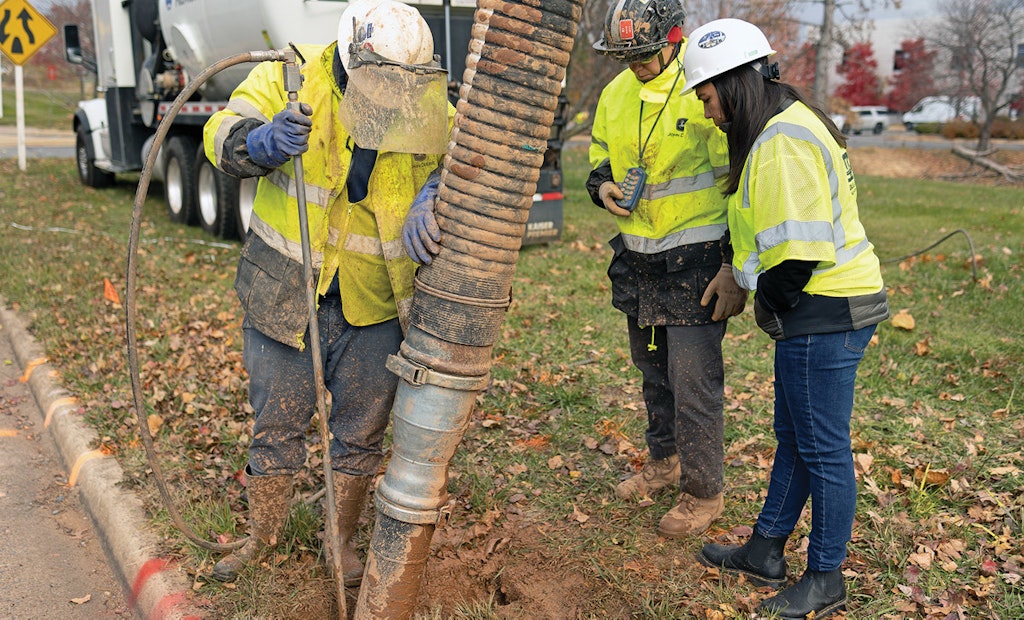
[680,18,889,620]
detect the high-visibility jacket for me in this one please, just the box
[589,42,730,255]
[204,43,450,348]
[731,101,889,339]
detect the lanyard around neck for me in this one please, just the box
[637,66,682,163]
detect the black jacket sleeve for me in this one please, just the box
[586,160,613,208]
[756,260,817,313]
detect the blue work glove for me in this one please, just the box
[246,103,313,169]
[402,171,442,265]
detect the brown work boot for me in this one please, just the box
[212,472,294,582]
[328,472,373,587]
[657,492,723,538]
[615,454,681,500]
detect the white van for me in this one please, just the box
[902,96,981,131]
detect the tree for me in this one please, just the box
[25,0,94,92]
[927,0,1024,151]
[834,42,882,105]
[884,38,936,112]
[786,41,818,93]
[800,0,904,108]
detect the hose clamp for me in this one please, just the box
[386,354,490,392]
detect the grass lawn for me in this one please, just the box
[1,145,1022,618]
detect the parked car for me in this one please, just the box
[829,112,849,133]
[902,96,981,132]
[848,106,889,135]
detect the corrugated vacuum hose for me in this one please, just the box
[354,1,584,618]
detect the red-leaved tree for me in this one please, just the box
[834,41,882,106]
[884,38,936,112]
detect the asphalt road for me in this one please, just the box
[0,126,75,159]
[0,325,128,618]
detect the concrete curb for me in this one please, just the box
[0,300,205,620]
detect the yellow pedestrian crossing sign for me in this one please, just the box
[0,0,57,66]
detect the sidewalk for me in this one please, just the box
[0,300,205,620]
[0,125,75,147]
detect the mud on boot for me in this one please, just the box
[327,472,372,587]
[698,528,788,588]
[656,492,723,538]
[758,568,846,619]
[615,454,681,500]
[212,473,294,583]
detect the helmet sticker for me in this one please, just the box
[697,30,726,49]
[619,19,635,41]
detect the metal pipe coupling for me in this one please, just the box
[375,353,490,525]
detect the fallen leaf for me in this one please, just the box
[103,278,120,305]
[547,455,564,470]
[854,452,874,476]
[571,503,590,523]
[891,309,915,331]
[913,465,950,487]
[147,414,163,435]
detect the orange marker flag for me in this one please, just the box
[103,278,122,305]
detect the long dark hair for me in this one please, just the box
[711,64,846,195]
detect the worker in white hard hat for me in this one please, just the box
[681,18,889,620]
[202,0,453,585]
[588,0,746,540]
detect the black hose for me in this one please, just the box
[125,50,289,553]
[880,228,979,282]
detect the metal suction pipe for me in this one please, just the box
[354,1,583,618]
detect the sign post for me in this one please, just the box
[0,0,59,171]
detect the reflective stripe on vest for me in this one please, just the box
[589,45,730,255]
[734,109,878,295]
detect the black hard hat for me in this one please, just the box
[593,0,687,63]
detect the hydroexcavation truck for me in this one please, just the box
[63,0,565,244]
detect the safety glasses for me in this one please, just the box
[616,48,662,66]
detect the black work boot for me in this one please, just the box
[697,529,788,588]
[758,569,846,619]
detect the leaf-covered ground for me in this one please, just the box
[1,144,1022,619]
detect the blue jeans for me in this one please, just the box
[755,325,876,571]
[243,295,402,478]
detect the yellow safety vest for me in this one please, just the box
[589,42,730,254]
[730,101,884,297]
[205,43,449,336]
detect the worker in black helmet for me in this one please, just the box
[588,0,746,538]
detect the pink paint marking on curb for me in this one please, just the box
[128,557,173,609]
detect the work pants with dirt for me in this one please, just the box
[627,316,726,499]
[243,293,403,478]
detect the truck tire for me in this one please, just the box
[163,135,198,225]
[195,149,240,239]
[75,126,114,188]
[235,178,258,240]
[873,123,884,135]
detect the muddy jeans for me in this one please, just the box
[627,316,726,499]
[243,294,402,478]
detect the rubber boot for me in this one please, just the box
[330,472,372,587]
[211,473,294,582]
[698,528,788,588]
[758,569,847,619]
[615,454,681,500]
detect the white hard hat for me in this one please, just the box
[681,18,776,94]
[338,0,435,71]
